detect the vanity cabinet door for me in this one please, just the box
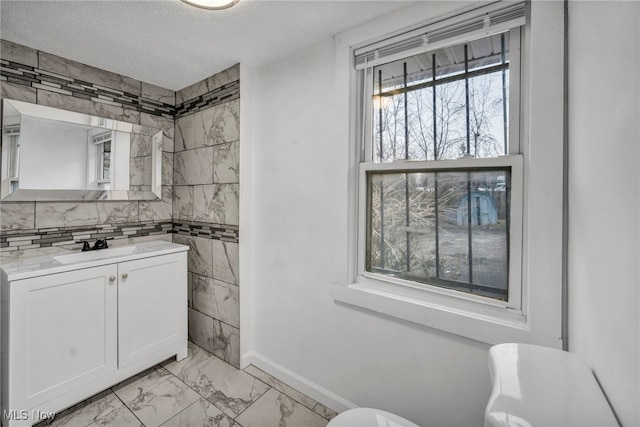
[117,252,187,368]
[9,265,118,410]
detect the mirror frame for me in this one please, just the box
[1,99,163,202]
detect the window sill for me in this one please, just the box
[332,278,561,347]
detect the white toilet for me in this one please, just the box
[327,407,419,427]
[485,343,618,427]
[329,343,618,427]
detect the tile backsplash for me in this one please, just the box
[1,221,173,252]
[0,220,237,253]
[0,39,241,367]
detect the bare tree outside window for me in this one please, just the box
[366,32,511,300]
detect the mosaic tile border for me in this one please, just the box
[172,221,239,242]
[0,221,173,251]
[0,59,175,118]
[174,80,240,118]
[0,59,240,118]
[0,221,239,252]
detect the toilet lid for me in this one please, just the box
[328,408,420,427]
[486,343,618,427]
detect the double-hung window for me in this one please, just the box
[356,2,525,310]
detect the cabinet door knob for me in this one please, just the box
[122,273,128,279]
[109,276,116,282]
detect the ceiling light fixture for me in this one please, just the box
[181,0,238,10]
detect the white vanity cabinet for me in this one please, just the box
[118,254,186,367]
[8,265,119,416]
[0,241,188,427]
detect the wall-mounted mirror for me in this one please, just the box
[1,99,162,201]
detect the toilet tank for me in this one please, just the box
[485,343,619,427]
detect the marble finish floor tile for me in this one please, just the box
[312,402,339,420]
[44,390,125,427]
[180,352,270,418]
[35,342,336,427]
[114,369,200,427]
[235,388,328,427]
[86,405,143,427]
[243,365,318,410]
[162,341,213,381]
[112,367,170,392]
[161,398,238,427]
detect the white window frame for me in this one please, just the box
[358,28,523,313]
[1,125,21,196]
[359,157,524,309]
[332,0,565,348]
[92,131,113,184]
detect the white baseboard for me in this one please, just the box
[241,351,356,414]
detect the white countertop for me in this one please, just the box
[0,240,188,281]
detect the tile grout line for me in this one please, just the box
[131,366,200,427]
[190,305,240,331]
[163,345,332,422]
[111,365,199,427]
[155,398,202,427]
[109,388,147,427]
[231,381,273,421]
[157,348,252,420]
[158,345,272,423]
[191,270,239,288]
[241,366,333,421]
[172,139,240,153]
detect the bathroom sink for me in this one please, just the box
[54,245,138,265]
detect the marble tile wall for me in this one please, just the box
[174,65,241,368]
[0,40,175,255]
[0,40,241,368]
[1,42,175,117]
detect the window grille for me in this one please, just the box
[356,1,524,306]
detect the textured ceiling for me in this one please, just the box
[0,0,414,90]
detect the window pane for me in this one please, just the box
[407,173,437,277]
[407,87,434,161]
[373,93,406,162]
[467,33,507,72]
[436,171,470,282]
[9,136,20,178]
[434,80,466,160]
[103,153,110,180]
[371,32,510,163]
[101,140,111,180]
[406,53,434,87]
[469,171,508,295]
[468,72,507,158]
[367,173,409,273]
[367,168,509,301]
